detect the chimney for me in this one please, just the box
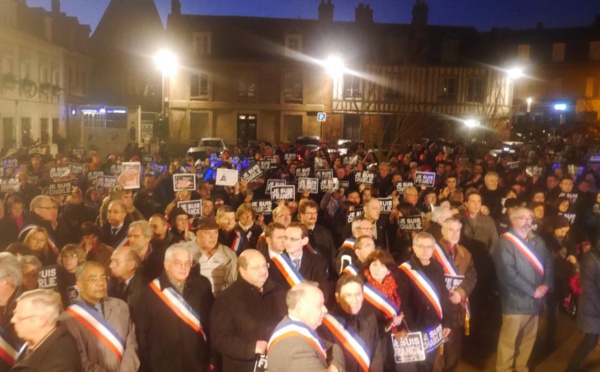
[355,3,373,24]
[412,0,429,27]
[171,0,181,15]
[318,0,334,22]
[51,0,60,14]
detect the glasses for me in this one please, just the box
[285,236,303,242]
[85,275,107,284]
[13,314,39,323]
[515,216,534,222]
[414,244,435,250]
[37,205,58,210]
[171,260,193,268]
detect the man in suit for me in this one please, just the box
[99,200,130,249]
[362,198,388,250]
[267,282,343,372]
[335,217,374,274]
[298,200,336,268]
[211,249,287,371]
[259,222,286,261]
[127,220,164,283]
[11,289,82,371]
[256,205,292,252]
[60,261,139,371]
[107,246,144,318]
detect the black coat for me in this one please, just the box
[107,271,145,322]
[11,324,82,372]
[139,245,165,283]
[0,216,20,251]
[308,225,337,269]
[211,277,287,372]
[99,220,130,249]
[19,213,70,250]
[0,287,25,372]
[577,245,600,334]
[269,251,330,299]
[136,273,214,372]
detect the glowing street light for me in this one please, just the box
[323,56,345,77]
[154,50,178,120]
[507,67,524,80]
[526,97,533,113]
[465,119,480,128]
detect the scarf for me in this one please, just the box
[363,269,401,319]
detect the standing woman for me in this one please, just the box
[361,250,406,371]
[56,244,86,306]
[23,226,58,266]
[565,239,600,371]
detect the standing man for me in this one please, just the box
[99,200,130,249]
[148,214,179,258]
[434,218,477,372]
[137,243,214,372]
[256,205,292,252]
[493,207,553,372]
[11,289,82,371]
[335,217,373,274]
[298,201,336,267]
[0,253,25,372]
[19,196,64,253]
[134,174,166,220]
[363,198,388,250]
[211,249,286,371]
[260,222,286,261]
[189,217,237,296]
[60,262,139,372]
[267,282,343,372]
[127,221,163,282]
[107,246,144,317]
[338,236,376,277]
[216,206,248,255]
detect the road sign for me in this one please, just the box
[317,112,327,122]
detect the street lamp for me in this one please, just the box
[465,119,480,128]
[507,67,524,81]
[153,50,178,119]
[526,97,533,113]
[323,56,345,77]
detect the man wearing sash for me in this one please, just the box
[321,275,384,372]
[256,205,292,253]
[211,249,286,371]
[60,262,139,372]
[492,207,552,372]
[11,289,82,372]
[434,218,477,372]
[137,243,214,372]
[217,206,249,256]
[99,201,131,250]
[335,217,374,274]
[19,195,66,252]
[341,236,376,277]
[268,282,344,372]
[398,232,451,372]
[0,253,25,372]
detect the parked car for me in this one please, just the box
[187,137,228,160]
[294,136,321,152]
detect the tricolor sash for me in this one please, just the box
[231,232,242,254]
[322,314,370,372]
[19,224,59,257]
[343,264,359,276]
[341,238,356,250]
[271,254,304,287]
[149,279,206,340]
[115,235,128,250]
[399,263,443,320]
[433,243,458,276]
[65,302,125,361]
[502,232,544,276]
[362,283,398,318]
[0,328,20,366]
[268,320,326,360]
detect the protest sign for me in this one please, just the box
[315,169,333,180]
[0,179,19,192]
[347,209,365,223]
[68,163,84,175]
[339,180,350,189]
[266,180,287,194]
[72,147,85,157]
[173,174,196,191]
[379,197,393,214]
[216,168,239,186]
[38,265,58,289]
[320,178,338,192]
[284,153,297,161]
[354,171,375,185]
[507,161,521,171]
[241,164,263,182]
[49,166,71,180]
[270,185,296,201]
[46,181,72,196]
[392,332,426,364]
[413,172,435,187]
[259,160,271,171]
[444,274,465,291]
[298,178,319,194]
[96,176,118,189]
[177,200,202,217]
[252,200,273,215]
[109,164,122,175]
[398,216,423,231]
[396,181,414,193]
[295,167,311,178]
[2,159,17,168]
[142,155,155,164]
[119,162,141,189]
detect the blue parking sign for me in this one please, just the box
[317,112,327,122]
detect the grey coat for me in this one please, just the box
[492,231,553,314]
[577,246,600,334]
[59,297,140,372]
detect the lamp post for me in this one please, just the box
[153,50,178,119]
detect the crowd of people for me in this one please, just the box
[0,135,600,372]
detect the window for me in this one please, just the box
[343,75,362,99]
[19,61,30,79]
[193,33,211,57]
[518,44,530,62]
[190,73,209,99]
[466,77,485,103]
[40,118,49,144]
[285,34,302,56]
[1,54,14,74]
[238,71,256,98]
[283,71,303,102]
[552,43,565,62]
[438,76,457,102]
[589,41,600,61]
[21,118,32,146]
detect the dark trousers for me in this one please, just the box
[440,327,461,372]
[565,333,600,371]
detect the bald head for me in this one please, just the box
[238,249,268,289]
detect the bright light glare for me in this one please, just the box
[554,103,567,111]
[507,67,524,80]
[323,56,345,76]
[154,50,178,76]
[526,97,533,105]
[465,119,479,128]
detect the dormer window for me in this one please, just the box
[285,34,302,56]
[193,32,212,57]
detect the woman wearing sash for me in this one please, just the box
[361,250,407,371]
[397,232,451,372]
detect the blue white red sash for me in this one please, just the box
[65,302,125,361]
[362,283,398,318]
[322,314,370,372]
[230,231,242,254]
[19,224,59,256]
[433,242,458,276]
[149,279,206,340]
[502,232,544,276]
[399,263,443,320]
[343,264,359,276]
[271,254,303,287]
[0,327,20,366]
[268,320,326,360]
[341,238,355,250]
[115,235,128,249]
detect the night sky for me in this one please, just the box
[26,0,598,32]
